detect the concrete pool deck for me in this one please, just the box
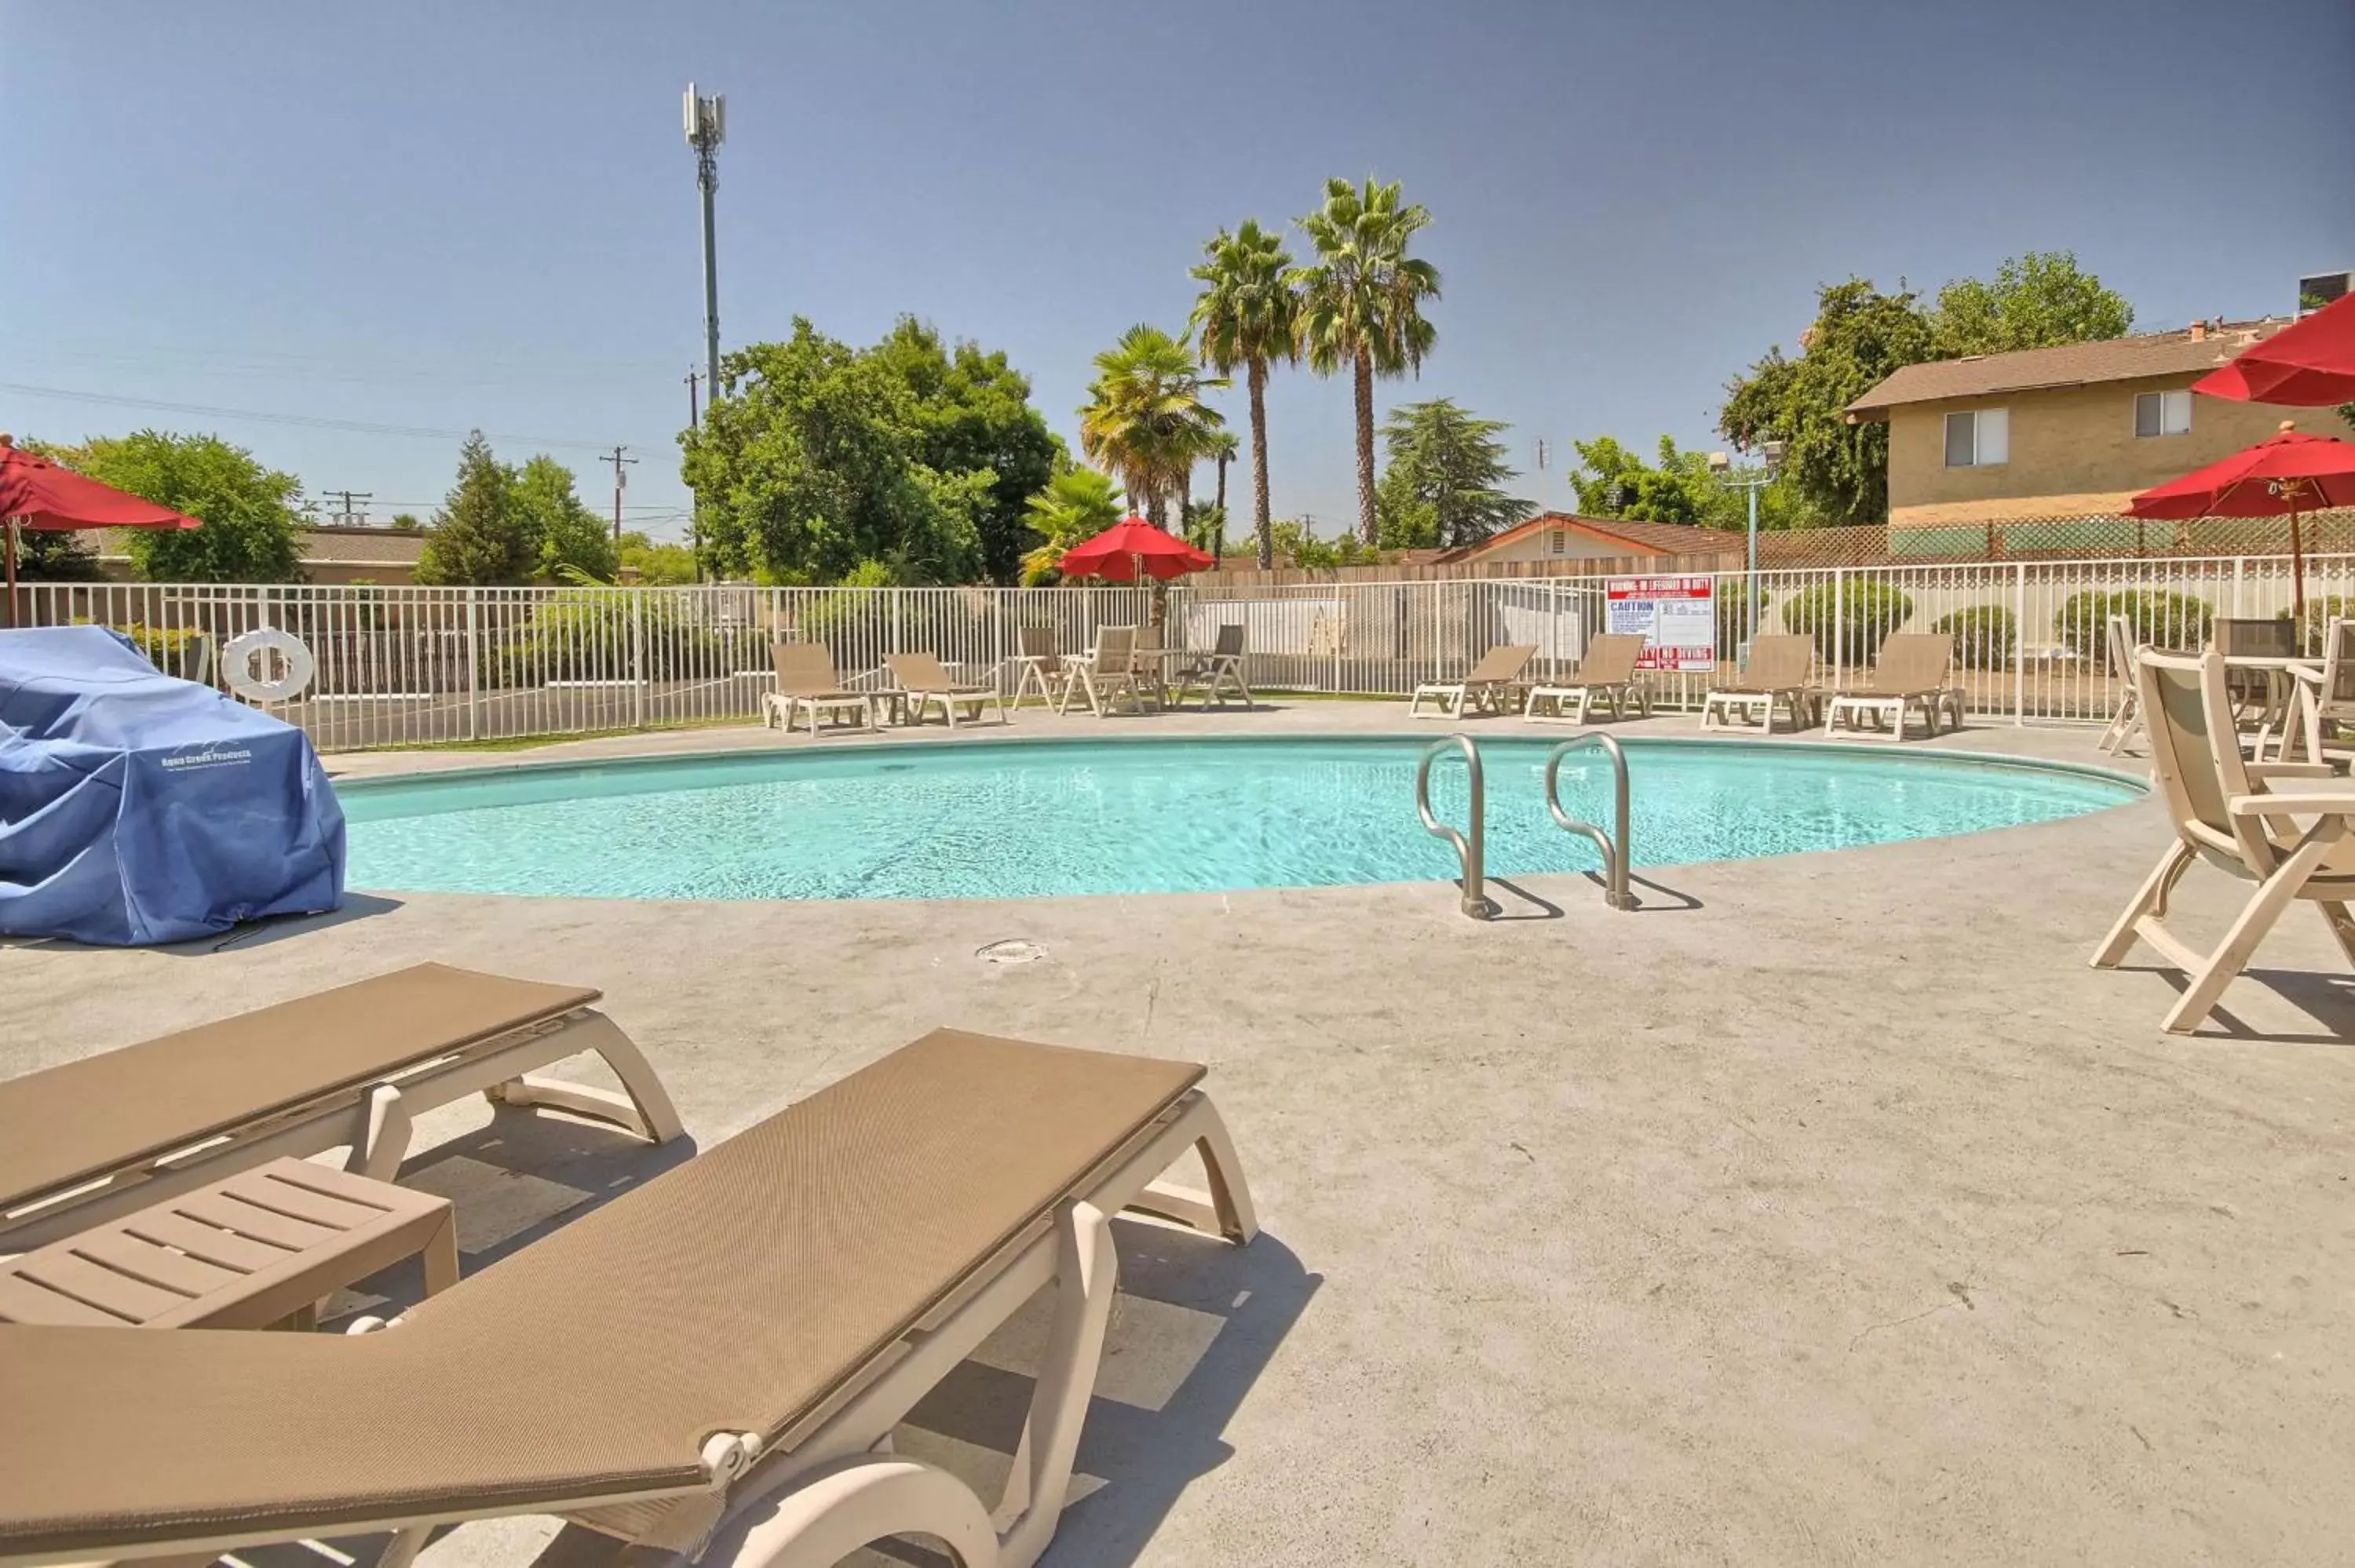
[6,702,2353,1566]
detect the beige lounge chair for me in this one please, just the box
[1410,644,1536,719]
[1006,626,1072,709]
[1058,625,1147,717]
[2090,647,2355,1034]
[1173,623,1253,709]
[0,964,683,1251]
[2287,616,2355,763]
[0,1028,1258,1568]
[1700,634,1816,733]
[763,642,876,736]
[885,651,1009,727]
[1821,633,1963,740]
[1527,633,1651,724]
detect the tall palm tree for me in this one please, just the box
[1076,324,1226,531]
[1206,428,1239,558]
[1189,221,1298,569]
[1289,177,1442,545]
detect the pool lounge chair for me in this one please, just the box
[1172,624,1253,709]
[1699,634,1816,734]
[764,642,876,736]
[2098,613,2146,756]
[885,651,1009,728]
[1058,625,1147,717]
[0,1028,1258,1568]
[1410,644,1537,719]
[1527,633,1651,724]
[1821,633,1963,741]
[2090,647,2355,1034]
[0,964,684,1251]
[1007,626,1073,709]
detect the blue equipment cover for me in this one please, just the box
[0,625,345,945]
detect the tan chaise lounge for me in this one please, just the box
[1700,634,1816,733]
[2090,647,2355,1034]
[0,964,682,1251]
[0,1029,1258,1568]
[1527,633,1651,724]
[886,651,1010,727]
[1821,633,1964,741]
[1057,625,1147,717]
[764,642,876,735]
[1410,644,1536,719]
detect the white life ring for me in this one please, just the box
[222,627,316,703]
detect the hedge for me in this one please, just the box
[2053,589,2213,660]
[1930,604,2016,670]
[1780,580,1914,662]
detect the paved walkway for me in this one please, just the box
[7,702,2352,1566]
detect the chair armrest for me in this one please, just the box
[2245,761,2338,781]
[2228,789,2355,817]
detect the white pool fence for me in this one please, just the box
[14,551,2350,750]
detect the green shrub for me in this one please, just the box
[1931,604,2016,669]
[493,592,721,685]
[76,618,206,677]
[1780,579,1914,662]
[2053,589,2212,659]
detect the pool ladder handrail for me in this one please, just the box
[1415,734,1499,920]
[1544,734,1636,910]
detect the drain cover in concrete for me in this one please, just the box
[977,939,1047,966]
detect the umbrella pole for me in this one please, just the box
[2291,501,2308,644]
[3,519,16,630]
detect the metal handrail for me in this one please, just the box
[1545,734,1636,910]
[1415,735,1497,920]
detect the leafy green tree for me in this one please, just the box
[1189,220,1298,568]
[1077,324,1225,531]
[389,512,422,531]
[415,432,536,585]
[1720,279,1935,526]
[1018,467,1124,584]
[868,318,1062,583]
[681,319,985,585]
[1567,435,1816,531]
[1372,399,1528,549]
[1291,177,1442,544]
[513,454,619,583]
[57,430,304,582]
[618,530,699,585]
[1930,250,2133,356]
[1268,517,1378,569]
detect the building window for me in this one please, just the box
[2135,389,2193,438]
[1549,529,1566,555]
[1943,408,2009,467]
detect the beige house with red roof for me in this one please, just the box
[1434,512,1740,568]
[1846,317,2337,527]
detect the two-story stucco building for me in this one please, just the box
[1846,318,2341,527]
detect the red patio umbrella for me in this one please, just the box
[1054,516,1215,582]
[2127,421,2355,627]
[2193,294,2355,407]
[0,435,202,625]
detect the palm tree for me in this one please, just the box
[1206,429,1239,558]
[1018,467,1125,585]
[1289,177,1441,545]
[1189,221,1297,569]
[1077,325,1225,531]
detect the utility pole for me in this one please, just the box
[684,86,725,583]
[603,446,637,545]
[321,488,372,527]
[685,368,700,431]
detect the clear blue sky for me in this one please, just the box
[3,0,2350,543]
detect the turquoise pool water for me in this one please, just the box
[338,737,2140,903]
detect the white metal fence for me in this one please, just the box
[14,552,2351,750]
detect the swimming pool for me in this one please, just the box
[338,736,2141,903]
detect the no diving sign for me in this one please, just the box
[1604,575,1717,671]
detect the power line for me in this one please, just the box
[0,381,666,456]
[319,488,374,526]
